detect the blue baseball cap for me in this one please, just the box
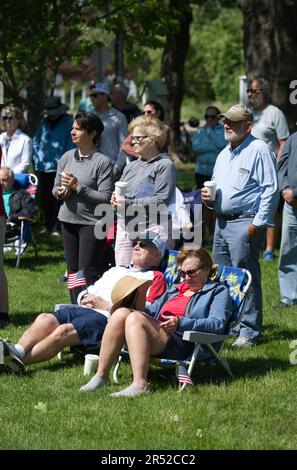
[138,231,166,258]
[90,82,110,96]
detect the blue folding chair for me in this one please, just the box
[113,263,252,390]
[4,173,38,267]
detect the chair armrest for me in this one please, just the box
[182,331,230,344]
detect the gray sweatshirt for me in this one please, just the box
[53,148,113,225]
[121,153,176,207]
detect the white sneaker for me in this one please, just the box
[232,336,258,348]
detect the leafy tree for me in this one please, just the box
[0,0,171,132]
[185,5,244,103]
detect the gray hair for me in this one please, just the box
[112,82,129,99]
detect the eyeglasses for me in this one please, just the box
[178,267,202,278]
[131,135,149,143]
[143,110,153,115]
[246,88,262,94]
[2,115,16,121]
[89,93,105,98]
[132,240,149,249]
[204,114,218,120]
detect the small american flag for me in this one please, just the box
[67,270,87,290]
[176,364,194,386]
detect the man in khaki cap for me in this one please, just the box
[202,104,279,347]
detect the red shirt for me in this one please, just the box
[146,271,167,304]
[158,282,193,320]
[0,148,7,218]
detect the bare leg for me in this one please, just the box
[265,226,276,253]
[17,313,60,353]
[96,307,132,378]
[80,307,133,392]
[124,311,169,389]
[0,266,8,315]
[23,322,81,364]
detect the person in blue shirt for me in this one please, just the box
[192,106,227,240]
[33,97,75,235]
[201,104,279,348]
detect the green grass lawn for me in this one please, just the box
[1,166,297,450]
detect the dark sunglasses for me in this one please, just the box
[2,115,16,121]
[246,88,262,94]
[132,240,150,248]
[204,114,218,120]
[178,267,202,278]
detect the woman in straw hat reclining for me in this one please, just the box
[80,247,232,397]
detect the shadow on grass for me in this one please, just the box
[262,322,297,342]
[10,311,44,326]
[4,253,63,270]
[145,353,292,390]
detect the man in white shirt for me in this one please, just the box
[0,233,167,373]
[247,77,289,261]
[89,83,128,168]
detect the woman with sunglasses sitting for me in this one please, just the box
[80,247,232,396]
[0,107,32,173]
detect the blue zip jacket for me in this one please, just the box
[192,124,227,177]
[33,114,75,172]
[145,280,233,334]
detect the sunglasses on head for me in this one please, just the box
[178,267,202,278]
[246,88,262,94]
[132,240,150,249]
[204,114,218,120]
[2,115,16,121]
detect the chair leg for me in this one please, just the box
[207,343,234,378]
[178,344,202,392]
[16,221,24,268]
[113,355,123,384]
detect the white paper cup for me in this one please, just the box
[115,181,129,198]
[61,171,67,189]
[83,354,99,376]
[203,181,217,201]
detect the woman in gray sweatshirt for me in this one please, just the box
[53,112,113,303]
[111,115,176,266]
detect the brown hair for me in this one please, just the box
[176,247,214,278]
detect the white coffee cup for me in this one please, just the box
[204,181,217,201]
[115,181,129,198]
[61,171,68,189]
[83,354,99,376]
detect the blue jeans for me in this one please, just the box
[278,202,297,305]
[213,216,266,341]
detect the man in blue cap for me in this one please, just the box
[89,83,128,171]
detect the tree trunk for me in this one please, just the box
[238,0,297,132]
[26,72,46,136]
[161,0,192,160]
